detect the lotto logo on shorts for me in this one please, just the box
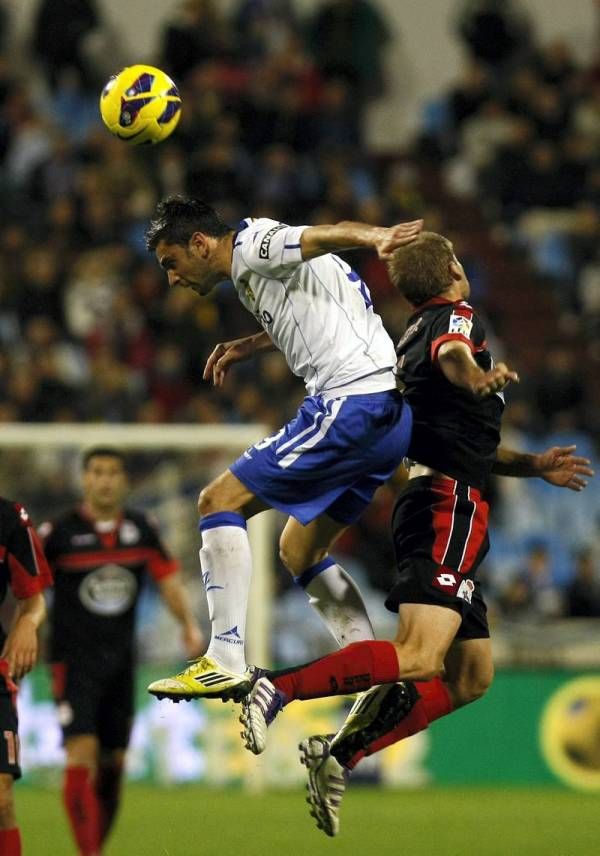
[432,570,459,595]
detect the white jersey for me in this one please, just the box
[230,218,397,397]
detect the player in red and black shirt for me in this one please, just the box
[41,447,202,856]
[237,232,594,836]
[0,498,52,856]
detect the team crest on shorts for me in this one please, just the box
[457,578,475,603]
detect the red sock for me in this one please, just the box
[0,828,21,855]
[96,761,124,843]
[63,766,101,856]
[346,677,454,769]
[272,641,400,701]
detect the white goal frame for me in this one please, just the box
[0,422,274,668]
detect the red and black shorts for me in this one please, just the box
[385,476,490,639]
[51,658,134,751]
[0,659,21,779]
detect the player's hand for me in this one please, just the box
[203,336,258,387]
[375,219,424,260]
[1,616,39,679]
[182,623,204,659]
[472,363,519,397]
[537,445,594,491]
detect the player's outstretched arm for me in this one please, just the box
[300,219,423,261]
[203,331,277,387]
[157,574,204,658]
[437,340,519,397]
[1,592,46,679]
[493,445,594,490]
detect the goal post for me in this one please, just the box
[0,422,275,668]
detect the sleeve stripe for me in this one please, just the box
[431,333,475,364]
[27,528,40,576]
[148,558,179,582]
[54,547,164,569]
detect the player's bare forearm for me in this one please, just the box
[494,445,594,490]
[300,219,423,261]
[493,447,540,477]
[203,331,277,387]
[437,341,487,392]
[158,574,204,656]
[438,341,518,396]
[1,593,46,678]
[14,592,46,631]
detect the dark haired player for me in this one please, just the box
[0,498,52,856]
[239,231,594,835]
[145,196,421,701]
[41,447,202,856]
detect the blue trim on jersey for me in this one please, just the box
[232,219,251,252]
[284,243,301,248]
[294,556,336,588]
[199,512,247,532]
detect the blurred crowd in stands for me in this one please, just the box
[424,1,600,345]
[0,0,598,628]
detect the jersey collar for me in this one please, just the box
[231,218,251,259]
[409,296,459,319]
[78,503,124,531]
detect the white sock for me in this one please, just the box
[200,513,252,673]
[296,558,375,645]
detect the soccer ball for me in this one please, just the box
[558,695,600,771]
[99,64,182,145]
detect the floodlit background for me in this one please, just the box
[0,1,599,853]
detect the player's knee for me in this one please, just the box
[197,486,215,516]
[0,778,15,828]
[278,541,296,575]
[468,666,494,702]
[278,538,327,577]
[451,667,494,707]
[198,483,245,517]
[198,484,232,517]
[278,542,304,576]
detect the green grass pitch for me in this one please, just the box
[18,785,599,856]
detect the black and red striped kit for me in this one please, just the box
[386,298,504,638]
[42,507,178,747]
[0,498,53,778]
